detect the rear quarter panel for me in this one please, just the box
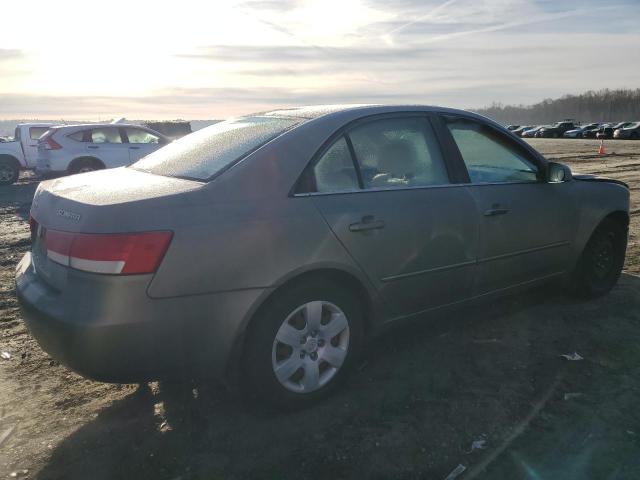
[147,195,372,298]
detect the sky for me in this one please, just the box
[0,0,638,119]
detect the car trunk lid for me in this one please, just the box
[29,167,204,290]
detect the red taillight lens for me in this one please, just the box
[28,213,35,233]
[45,230,172,275]
[45,137,62,150]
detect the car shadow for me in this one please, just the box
[34,274,640,480]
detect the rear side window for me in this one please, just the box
[91,128,123,144]
[349,117,449,189]
[445,118,539,184]
[29,127,49,140]
[68,130,88,142]
[313,137,359,193]
[132,116,300,181]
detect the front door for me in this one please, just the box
[442,115,578,294]
[304,115,479,319]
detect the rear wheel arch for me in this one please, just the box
[68,156,105,174]
[225,268,375,382]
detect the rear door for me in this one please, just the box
[87,127,129,167]
[441,115,578,295]
[123,127,165,163]
[301,114,479,319]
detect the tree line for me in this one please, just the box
[473,88,640,126]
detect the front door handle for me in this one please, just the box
[349,215,385,232]
[484,208,509,216]
[129,146,140,150]
[87,145,99,149]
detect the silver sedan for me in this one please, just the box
[16,105,629,408]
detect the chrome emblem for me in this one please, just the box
[56,209,81,222]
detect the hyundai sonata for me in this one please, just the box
[17,105,629,408]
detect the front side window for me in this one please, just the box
[91,128,123,144]
[29,127,49,140]
[446,118,539,184]
[125,128,160,144]
[313,137,359,193]
[348,117,449,189]
[133,116,300,181]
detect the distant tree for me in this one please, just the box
[473,88,640,126]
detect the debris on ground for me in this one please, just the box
[1,351,11,360]
[465,434,488,453]
[444,463,467,480]
[0,425,16,446]
[560,352,584,361]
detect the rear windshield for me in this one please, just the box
[132,116,300,181]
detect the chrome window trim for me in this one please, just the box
[292,179,545,197]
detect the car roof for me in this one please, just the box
[51,122,152,130]
[257,104,504,130]
[48,123,168,138]
[17,122,56,128]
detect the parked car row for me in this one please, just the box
[0,122,169,185]
[507,121,640,140]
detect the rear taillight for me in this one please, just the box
[44,230,172,275]
[28,214,37,241]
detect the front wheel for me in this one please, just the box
[571,219,627,298]
[243,279,364,408]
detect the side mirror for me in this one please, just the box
[547,162,572,183]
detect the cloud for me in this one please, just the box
[0,0,638,118]
[0,49,23,61]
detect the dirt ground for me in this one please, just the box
[1,139,639,479]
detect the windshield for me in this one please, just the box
[132,116,300,181]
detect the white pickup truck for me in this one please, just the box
[0,123,56,185]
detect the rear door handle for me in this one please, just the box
[129,146,140,150]
[484,208,509,216]
[349,215,385,232]
[87,145,99,149]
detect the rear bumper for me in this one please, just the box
[16,252,266,383]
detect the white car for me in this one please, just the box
[0,123,56,185]
[36,123,170,176]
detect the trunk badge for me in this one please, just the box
[57,209,81,222]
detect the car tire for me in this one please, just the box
[243,278,364,409]
[0,157,19,186]
[68,157,104,175]
[570,218,627,298]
